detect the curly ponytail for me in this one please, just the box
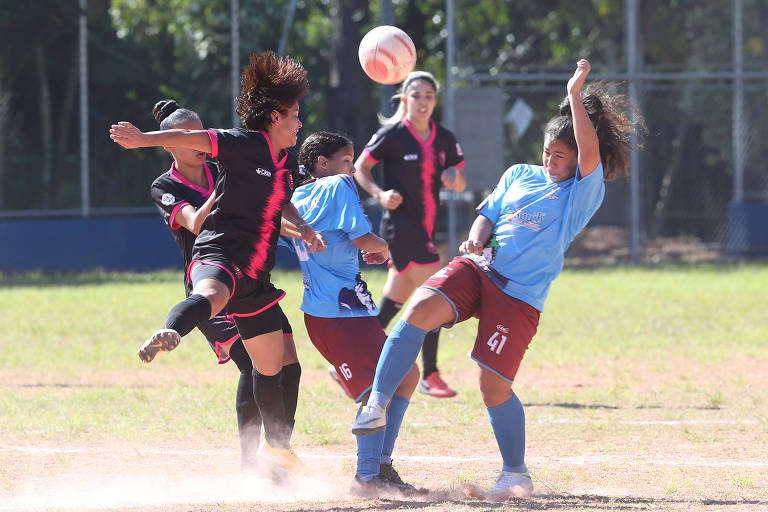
[545,83,646,181]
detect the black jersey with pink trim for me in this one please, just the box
[363,119,465,245]
[151,162,218,293]
[192,128,301,281]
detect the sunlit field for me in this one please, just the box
[1,265,766,511]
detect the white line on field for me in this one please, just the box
[2,446,767,468]
[536,419,761,425]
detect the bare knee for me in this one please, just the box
[478,368,514,407]
[394,364,420,399]
[191,279,229,318]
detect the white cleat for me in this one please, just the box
[137,328,181,363]
[351,404,386,435]
[486,470,534,500]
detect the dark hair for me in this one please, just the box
[152,99,201,130]
[298,131,354,174]
[235,51,309,131]
[544,82,646,181]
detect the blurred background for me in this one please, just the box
[1,0,767,272]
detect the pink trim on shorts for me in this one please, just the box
[362,147,379,164]
[206,129,219,158]
[391,259,442,275]
[229,290,286,317]
[169,161,215,196]
[214,333,240,365]
[455,160,466,169]
[186,260,236,299]
[169,201,190,231]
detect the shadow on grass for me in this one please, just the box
[0,269,179,288]
[292,494,768,511]
[527,402,722,411]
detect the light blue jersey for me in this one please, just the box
[472,162,605,311]
[289,174,378,318]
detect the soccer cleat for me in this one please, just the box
[351,404,386,435]
[486,470,534,499]
[256,439,305,474]
[378,462,428,495]
[417,371,457,398]
[137,328,181,363]
[350,474,425,497]
[328,365,343,388]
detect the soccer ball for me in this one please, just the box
[358,25,417,85]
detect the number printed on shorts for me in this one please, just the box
[339,363,353,380]
[486,331,508,355]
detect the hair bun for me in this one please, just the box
[153,99,181,124]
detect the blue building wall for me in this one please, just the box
[0,215,300,273]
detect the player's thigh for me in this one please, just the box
[242,329,285,376]
[402,287,457,332]
[381,266,416,303]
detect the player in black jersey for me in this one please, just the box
[148,99,302,472]
[111,52,323,474]
[353,71,467,398]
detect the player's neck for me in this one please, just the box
[175,161,207,187]
[407,116,431,139]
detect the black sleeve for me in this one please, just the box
[150,177,190,230]
[364,125,394,163]
[443,129,465,170]
[208,128,267,167]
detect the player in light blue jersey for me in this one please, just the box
[352,60,646,499]
[289,131,423,496]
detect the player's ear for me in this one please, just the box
[270,110,280,125]
[317,155,328,169]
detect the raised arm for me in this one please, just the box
[109,121,212,153]
[281,203,326,252]
[353,153,403,210]
[567,59,601,178]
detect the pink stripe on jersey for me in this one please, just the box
[206,129,219,158]
[168,201,190,230]
[404,118,438,238]
[362,147,379,164]
[169,162,215,196]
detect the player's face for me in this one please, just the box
[321,145,355,178]
[403,80,437,123]
[272,102,303,150]
[166,118,206,168]
[542,137,578,182]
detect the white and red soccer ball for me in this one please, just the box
[358,25,417,85]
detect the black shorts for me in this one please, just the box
[189,259,286,340]
[381,218,440,273]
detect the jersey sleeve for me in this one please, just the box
[206,128,265,164]
[362,126,392,164]
[444,131,466,170]
[307,176,371,239]
[150,178,190,231]
[476,165,517,223]
[567,161,606,236]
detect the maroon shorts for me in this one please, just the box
[304,314,386,402]
[421,256,540,383]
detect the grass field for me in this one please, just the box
[1,265,767,511]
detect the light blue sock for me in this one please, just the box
[355,406,386,480]
[487,393,528,474]
[369,320,426,409]
[380,394,410,465]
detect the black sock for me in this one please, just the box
[377,296,403,329]
[236,369,261,470]
[163,294,211,337]
[421,329,440,378]
[280,362,302,439]
[252,370,290,449]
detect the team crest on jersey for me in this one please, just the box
[161,193,175,206]
[438,151,446,166]
[426,241,437,254]
[286,172,294,190]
